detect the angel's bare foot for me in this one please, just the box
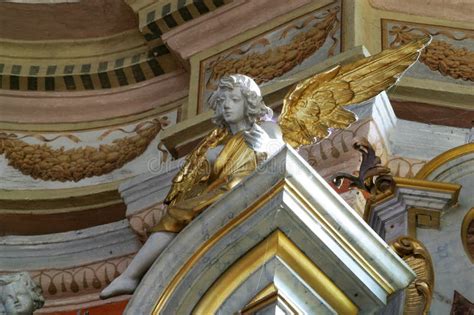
[100,275,139,299]
[100,231,176,299]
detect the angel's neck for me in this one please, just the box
[228,120,252,134]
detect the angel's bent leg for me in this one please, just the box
[100,231,176,299]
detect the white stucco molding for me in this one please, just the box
[0,220,141,270]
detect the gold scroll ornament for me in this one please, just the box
[391,236,434,315]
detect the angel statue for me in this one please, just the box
[100,37,430,299]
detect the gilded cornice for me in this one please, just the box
[240,284,301,314]
[395,177,461,205]
[193,230,358,315]
[364,177,461,223]
[152,180,287,314]
[125,145,414,314]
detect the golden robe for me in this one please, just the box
[150,131,264,233]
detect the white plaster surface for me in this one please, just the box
[416,152,474,314]
[389,120,469,161]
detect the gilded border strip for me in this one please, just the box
[193,230,358,314]
[415,143,474,180]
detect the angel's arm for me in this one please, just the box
[243,122,285,157]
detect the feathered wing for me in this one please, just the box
[278,37,431,148]
[164,127,229,206]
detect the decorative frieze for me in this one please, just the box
[0,220,140,303]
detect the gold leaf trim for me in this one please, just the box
[461,207,474,263]
[193,230,358,315]
[415,143,474,179]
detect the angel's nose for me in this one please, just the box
[223,99,232,110]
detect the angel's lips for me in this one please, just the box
[223,111,233,118]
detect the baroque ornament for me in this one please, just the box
[331,137,394,195]
[100,37,431,299]
[389,25,474,81]
[30,255,134,299]
[0,119,165,182]
[208,6,340,86]
[391,236,434,315]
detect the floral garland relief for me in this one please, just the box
[0,118,168,182]
[206,6,340,89]
[389,25,474,81]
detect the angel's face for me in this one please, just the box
[2,284,34,314]
[218,87,246,124]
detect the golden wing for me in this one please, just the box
[278,37,431,148]
[164,127,229,206]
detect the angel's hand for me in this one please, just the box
[244,124,283,157]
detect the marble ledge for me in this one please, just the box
[0,220,141,270]
[367,179,460,242]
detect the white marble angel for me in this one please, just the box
[101,37,430,299]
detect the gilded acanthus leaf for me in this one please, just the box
[278,37,431,148]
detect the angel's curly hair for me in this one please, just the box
[208,74,273,128]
